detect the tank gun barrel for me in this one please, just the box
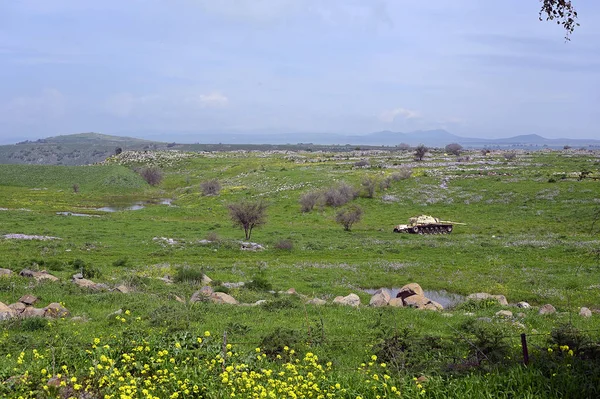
[440,221,466,225]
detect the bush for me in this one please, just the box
[138,166,163,186]
[396,143,411,151]
[274,239,293,251]
[353,159,369,167]
[205,232,220,242]
[227,200,268,240]
[174,266,205,284]
[261,296,299,312]
[323,183,357,207]
[259,328,303,361]
[361,176,378,198]
[414,144,428,161]
[335,205,363,231]
[445,143,463,156]
[503,152,517,161]
[392,168,412,181]
[299,191,321,213]
[200,179,221,196]
[246,272,273,292]
[72,183,79,193]
[379,176,392,190]
[112,257,129,267]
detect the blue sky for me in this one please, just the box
[0,0,599,144]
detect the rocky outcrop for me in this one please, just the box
[19,269,59,282]
[113,285,131,294]
[0,302,16,320]
[19,295,38,306]
[333,293,361,307]
[539,304,556,315]
[467,293,508,306]
[495,310,513,318]
[209,292,238,305]
[306,298,327,306]
[44,303,70,318]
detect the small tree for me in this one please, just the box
[139,167,163,186]
[227,200,268,240]
[361,176,378,198]
[299,191,321,213]
[115,147,123,155]
[336,205,363,231]
[414,144,428,161]
[201,179,221,196]
[445,143,463,156]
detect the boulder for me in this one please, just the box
[369,289,391,307]
[201,274,213,285]
[0,268,13,277]
[388,298,404,307]
[72,273,84,280]
[19,294,38,306]
[306,298,327,306]
[495,310,513,318]
[21,306,45,318]
[286,288,297,295]
[9,302,26,314]
[404,295,430,309]
[223,282,245,289]
[0,302,16,320]
[252,300,267,306]
[539,304,556,315]
[517,302,531,309]
[114,285,131,294]
[209,292,238,305]
[44,303,69,318]
[396,283,424,301]
[72,278,105,290]
[333,293,361,307]
[425,300,444,311]
[173,295,186,304]
[20,269,59,282]
[190,286,214,303]
[579,307,592,318]
[467,293,508,306]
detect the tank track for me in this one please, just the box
[408,224,453,234]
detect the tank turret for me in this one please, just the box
[393,215,464,234]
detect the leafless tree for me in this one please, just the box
[201,179,221,196]
[139,167,163,186]
[336,205,363,231]
[361,176,378,198]
[299,191,321,212]
[227,200,268,240]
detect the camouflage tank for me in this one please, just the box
[393,215,464,234]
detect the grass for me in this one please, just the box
[0,148,599,397]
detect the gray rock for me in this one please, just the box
[467,292,508,306]
[73,278,106,290]
[8,302,26,314]
[240,242,265,251]
[333,293,361,307]
[539,304,556,315]
[107,309,123,318]
[190,286,214,303]
[114,285,131,294]
[369,289,391,307]
[495,310,513,318]
[252,300,267,306]
[0,268,13,277]
[19,294,38,306]
[201,274,213,285]
[72,273,84,280]
[209,292,238,305]
[306,298,327,306]
[21,306,45,318]
[0,302,16,320]
[159,275,174,284]
[517,302,531,309]
[222,282,245,289]
[44,303,69,318]
[579,307,592,318]
[517,312,527,318]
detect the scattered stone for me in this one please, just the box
[19,269,59,282]
[19,294,38,306]
[173,295,186,304]
[153,237,178,245]
[495,310,513,318]
[159,275,174,284]
[517,302,531,309]
[477,317,492,323]
[8,302,26,314]
[333,293,361,307]
[396,283,424,301]
[114,285,131,294]
[467,292,508,306]
[369,289,391,307]
[0,268,13,277]
[190,286,214,303]
[209,292,238,305]
[240,242,265,251]
[72,277,107,291]
[388,298,404,307]
[44,303,69,318]
[72,273,84,280]
[306,298,327,306]
[21,306,45,318]
[579,307,592,318]
[539,304,556,315]
[107,309,123,318]
[252,300,267,306]
[3,234,60,240]
[286,288,297,295]
[201,274,213,285]
[222,282,245,289]
[0,302,16,320]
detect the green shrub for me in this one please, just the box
[112,257,129,267]
[174,266,205,284]
[259,328,303,361]
[246,273,272,292]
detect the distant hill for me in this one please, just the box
[0,133,171,166]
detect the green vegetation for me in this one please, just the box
[1,148,599,398]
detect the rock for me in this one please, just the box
[0,302,16,320]
[201,274,213,285]
[71,316,88,322]
[495,310,513,318]
[0,268,13,277]
[18,294,38,306]
[403,295,442,311]
[72,278,105,290]
[306,298,327,306]
[477,317,492,323]
[388,298,404,307]
[286,288,297,295]
[209,292,238,305]
[173,295,186,304]
[223,282,245,289]
[19,269,59,282]
[425,300,444,311]
[517,301,531,309]
[21,306,45,318]
[252,300,267,306]
[190,286,214,303]
[467,292,508,306]
[240,242,264,251]
[512,322,526,329]
[539,304,556,315]
[159,275,173,284]
[107,309,123,318]
[369,289,391,307]
[114,285,131,294]
[44,303,69,318]
[333,293,361,307]
[579,307,592,318]
[417,376,429,383]
[517,312,527,318]
[72,273,83,280]
[396,283,424,301]
[9,302,26,314]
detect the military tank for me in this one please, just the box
[393,215,464,234]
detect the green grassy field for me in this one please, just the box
[1,149,599,398]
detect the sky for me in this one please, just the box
[0,0,599,144]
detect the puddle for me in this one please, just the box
[364,288,465,309]
[56,212,100,218]
[96,199,174,212]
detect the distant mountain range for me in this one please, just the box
[0,131,598,166]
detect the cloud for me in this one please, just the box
[4,88,66,120]
[105,93,160,117]
[196,92,229,108]
[379,107,419,123]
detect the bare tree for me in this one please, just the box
[139,167,163,186]
[361,176,378,198]
[201,179,221,196]
[336,205,363,231]
[227,200,268,240]
[299,191,321,212]
[414,144,428,161]
[445,143,463,156]
[323,182,358,207]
